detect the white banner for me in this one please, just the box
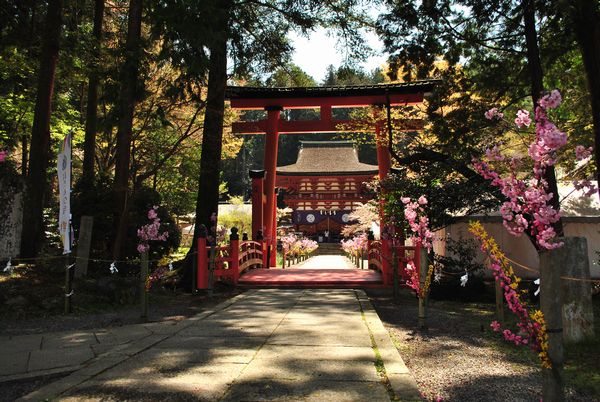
[58,133,72,254]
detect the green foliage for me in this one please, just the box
[430,238,489,302]
[435,238,486,276]
[218,197,252,236]
[374,0,595,219]
[323,64,384,86]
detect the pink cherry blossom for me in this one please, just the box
[539,89,562,109]
[137,206,169,253]
[485,107,504,120]
[575,145,593,161]
[402,197,433,250]
[514,109,532,128]
[538,122,567,149]
[0,150,7,163]
[475,90,569,250]
[490,321,501,331]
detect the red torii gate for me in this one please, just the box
[226,81,437,269]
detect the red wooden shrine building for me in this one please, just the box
[276,140,377,236]
[226,81,437,268]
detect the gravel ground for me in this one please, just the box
[367,288,596,402]
[0,373,69,402]
[0,287,242,336]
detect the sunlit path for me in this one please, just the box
[19,290,419,401]
[295,255,356,270]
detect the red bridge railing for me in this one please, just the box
[367,237,421,286]
[197,228,265,289]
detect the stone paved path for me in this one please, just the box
[14,289,419,401]
[0,321,163,382]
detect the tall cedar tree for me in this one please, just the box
[81,0,105,192]
[567,0,600,200]
[20,0,63,258]
[112,0,143,260]
[193,1,231,244]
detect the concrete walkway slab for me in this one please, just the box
[16,289,420,401]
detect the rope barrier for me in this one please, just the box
[503,255,600,284]
[2,251,200,266]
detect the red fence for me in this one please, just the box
[197,229,265,289]
[367,239,421,286]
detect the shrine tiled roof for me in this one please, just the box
[277,141,379,176]
[226,80,439,100]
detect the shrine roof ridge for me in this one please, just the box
[277,140,378,176]
[225,80,440,100]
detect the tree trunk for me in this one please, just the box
[81,0,104,190]
[179,1,231,291]
[523,0,564,237]
[569,0,600,200]
[112,0,143,260]
[21,134,28,177]
[20,0,63,258]
[188,1,230,250]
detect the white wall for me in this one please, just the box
[434,219,600,279]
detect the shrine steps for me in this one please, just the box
[316,243,343,255]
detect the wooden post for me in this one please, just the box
[392,245,399,301]
[64,254,73,314]
[140,251,148,321]
[75,215,93,278]
[367,231,374,270]
[540,244,565,402]
[495,278,505,322]
[197,226,208,289]
[230,227,240,285]
[561,237,594,342]
[418,246,428,330]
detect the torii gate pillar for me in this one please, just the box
[249,169,265,240]
[376,122,392,285]
[264,107,282,267]
[375,122,391,178]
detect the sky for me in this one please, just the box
[288,28,388,83]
